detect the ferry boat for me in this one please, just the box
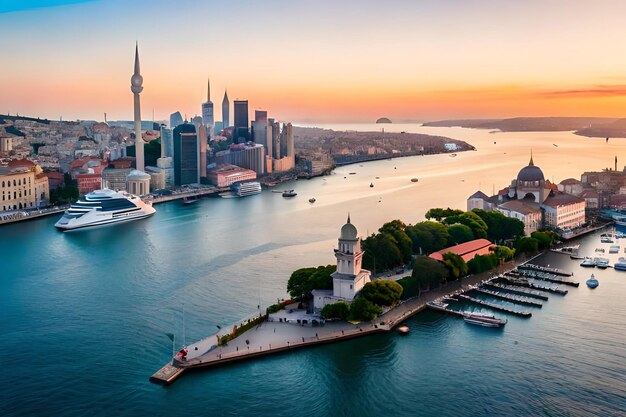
[231,181,262,197]
[580,257,595,267]
[463,312,507,328]
[586,274,599,289]
[54,189,156,231]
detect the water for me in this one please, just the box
[1,125,625,416]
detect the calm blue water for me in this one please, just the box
[1,125,625,416]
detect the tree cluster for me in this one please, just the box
[286,265,336,301]
[49,173,79,204]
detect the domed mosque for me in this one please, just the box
[467,151,586,237]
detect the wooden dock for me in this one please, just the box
[472,287,543,307]
[484,282,549,301]
[516,270,580,287]
[150,364,186,385]
[500,278,568,295]
[457,294,532,317]
[518,264,573,277]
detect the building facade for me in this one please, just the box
[213,143,265,175]
[0,159,49,212]
[207,164,257,187]
[233,100,249,143]
[222,90,230,128]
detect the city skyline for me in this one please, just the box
[1,1,626,123]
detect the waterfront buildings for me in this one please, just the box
[467,156,586,234]
[0,159,49,212]
[222,90,230,129]
[126,169,151,196]
[173,123,199,185]
[213,143,265,175]
[233,100,249,143]
[207,163,257,187]
[312,215,372,311]
[102,168,131,191]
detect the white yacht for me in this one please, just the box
[54,189,156,230]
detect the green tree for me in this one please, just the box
[405,221,450,254]
[493,245,515,263]
[467,253,499,274]
[425,207,464,221]
[309,265,336,290]
[320,302,350,320]
[396,276,419,299]
[379,220,413,264]
[360,280,403,306]
[286,267,317,300]
[472,209,525,242]
[447,223,474,245]
[362,232,404,273]
[515,237,539,255]
[530,231,558,250]
[348,297,382,322]
[442,252,468,281]
[444,211,488,239]
[411,256,448,291]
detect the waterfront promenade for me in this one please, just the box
[151,257,526,385]
[0,205,68,225]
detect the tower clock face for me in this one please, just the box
[131,74,143,87]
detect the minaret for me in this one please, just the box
[222,89,230,128]
[130,43,145,172]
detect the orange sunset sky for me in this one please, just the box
[1,0,626,123]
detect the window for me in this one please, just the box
[350,284,353,289]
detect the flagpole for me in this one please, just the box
[172,334,175,359]
[182,303,186,347]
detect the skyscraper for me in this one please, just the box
[251,110,271,172]
[170,111,183,129]
[173,123,199,185]
[269,118,281,159]
[201,78,214,130]
[130,43,145,172]
[222,90,230,128]
[233,100,249,144]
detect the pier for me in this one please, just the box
[516,269,580,287]
[500,277,568,295]
[0,205,68,226]
[483,282,549,301]
[518,264,573,277]
[456,294,532,317]
[471,287,543,307]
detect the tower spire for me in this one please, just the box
[347,213,351,224]
[134,42,140,75]
[207,77,211,102]
[529,149,534,166]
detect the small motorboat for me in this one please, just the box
[411,178,418,183]
[449,153,457,157]
[282,190,297,198]
[586,274,599,289]
[308,197,316,203]
[397,325,410,335]
[369,182,374,188]
[580,258,595,267]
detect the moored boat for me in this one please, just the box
[282,189,297,197]
[586,274,599,289]
[580,258,595,267]
[463,312,507,328]
[309,197,316,203]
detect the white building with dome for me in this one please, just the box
[312,215,372,312]
[467,155,586,235]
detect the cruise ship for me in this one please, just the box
[231,181,262,197]
[54,189,156,230]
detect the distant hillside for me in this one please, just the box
[423,117,619,132]
[0,114,51,125]
[574,118,626,139]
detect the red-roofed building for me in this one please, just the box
[77,173,102,195]
[429,239,495,263]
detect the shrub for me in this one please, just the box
[397,276,419,299]
[348,297,382,322]
[320,302,350,320]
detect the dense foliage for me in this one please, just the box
[286,265,335,300]
[447,223,474,245]
[442,252,468,281]
[472,209,525,243]
[360,280,403,306]
[397,276,419,299]
[362,220,412,273]
[320,302,350,320]
[49,173,79,204]
[405,221,449,254]
[411,256,448,290]
[348,297,382,322]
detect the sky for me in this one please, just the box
[1,0,626,123]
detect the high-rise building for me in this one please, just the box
[160,125,174,158]
[212,143,265,175]
[233,100,249,143]
[269,118,281,159]
[222,90,230,128]
[170,111,183,129]
[130,43,145,173]
[173,123,199,185]
[191,115,203,131]
[198,123,208,180]
[201,78,214,129]
[251,110,271,172]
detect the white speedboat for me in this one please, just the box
[55,189,155,230]
[463,312,507,328]
[580,258,595,267]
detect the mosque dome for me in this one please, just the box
[127,169,151,180]
[340,214,358,240]
[517,155,544,182]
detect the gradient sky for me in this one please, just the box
[1,0,626,123]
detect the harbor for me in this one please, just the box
[150,256,574,385]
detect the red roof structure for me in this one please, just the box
[429,239,495,263]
